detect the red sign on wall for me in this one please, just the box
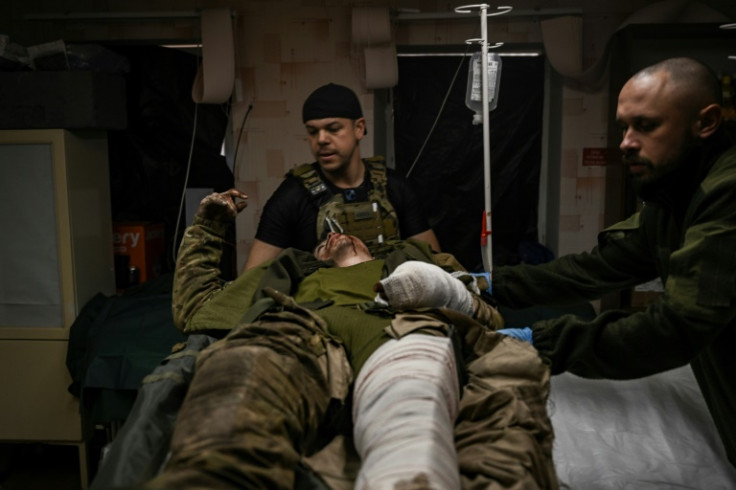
[582,147,613,166]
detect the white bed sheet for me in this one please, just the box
[549,366,736,489]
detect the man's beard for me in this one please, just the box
[625,139,699,199]
[625,157,671,198]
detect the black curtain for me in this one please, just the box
[106,45,234,274]
[393,55,545,271]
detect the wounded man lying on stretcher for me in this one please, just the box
[129,189,560,489]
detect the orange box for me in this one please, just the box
[112,222,165,285]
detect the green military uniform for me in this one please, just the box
[152,213,559,489]
[492,133,736,467]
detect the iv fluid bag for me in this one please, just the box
[465,52,502,124]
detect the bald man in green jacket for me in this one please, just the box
[493,56,736,469]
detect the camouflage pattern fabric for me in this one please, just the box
[146,297,352,490]
[389,311,559,489]
[160,211,559,488]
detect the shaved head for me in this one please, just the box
[632,57,721,116]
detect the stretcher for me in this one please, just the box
[550,366,736,489]
[74,285,736,488]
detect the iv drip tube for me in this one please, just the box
[455,4,511,274]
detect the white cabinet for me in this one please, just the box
[0,129,116,489]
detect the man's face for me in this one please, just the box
[616,70,700,195]
[314,232,373,266]
[304,117,365,174]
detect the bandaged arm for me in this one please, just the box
[375,261,503,329]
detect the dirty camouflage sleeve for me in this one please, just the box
[171,216,234,331]
[470,295,504,330]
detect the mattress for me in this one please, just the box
[549,365,736,489]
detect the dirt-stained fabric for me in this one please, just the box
[390,311,558,489]
[301,312,558,490]
[146,302,352,490]
[456,337,558,489]
[154,211,559,489]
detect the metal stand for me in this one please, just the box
[455,4,511,273]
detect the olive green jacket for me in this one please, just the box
[492,135,736,465]
[171,217,488,336]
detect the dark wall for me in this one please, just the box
[393,54,546,271]
[106,45,234,273]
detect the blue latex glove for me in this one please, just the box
[469,271,492,295]
[497,327,533,344]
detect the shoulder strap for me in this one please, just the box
[291,159,387,199]
[364,156,388,189]
[289,163,331,204]
[363,157,399,239]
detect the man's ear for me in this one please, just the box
[354,117,366,139]
[695,104,722,140]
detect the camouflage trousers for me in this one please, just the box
[455,329,559,489]
[390,312,559,490]
[146,302,352,490]
[146,306,558,489]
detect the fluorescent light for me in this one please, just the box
[161,44,202,49]
[397,51,541,57]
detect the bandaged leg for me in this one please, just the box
[352,335,461,489]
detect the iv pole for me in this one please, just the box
[454,4,511,274]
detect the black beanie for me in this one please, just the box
[302,83,363,122]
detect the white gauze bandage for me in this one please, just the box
[352,335,461,490]
[378,261,474,316]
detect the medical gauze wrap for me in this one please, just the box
[378,261,474,316]
[352,335,461,489]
